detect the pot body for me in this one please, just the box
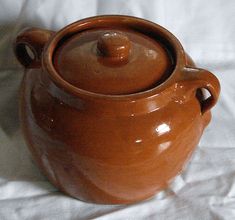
[15,16,220,204]
[20,66,209,204]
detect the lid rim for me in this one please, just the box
[43,15,185,101]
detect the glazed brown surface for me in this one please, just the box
[14,15,220,204]
[53,28,173,95]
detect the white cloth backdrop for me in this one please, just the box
[0,0,235,219]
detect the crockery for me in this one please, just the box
[14,15,220,204]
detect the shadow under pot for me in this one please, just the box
[14,15,220,204]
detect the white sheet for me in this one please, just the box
[0,0,235,219]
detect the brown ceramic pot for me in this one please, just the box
[14,15,220,204]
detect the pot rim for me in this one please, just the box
[43,15,186,101]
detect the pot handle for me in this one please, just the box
[182,67,220,114]
[14,28,54,68]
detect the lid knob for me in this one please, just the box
[97,31,131,63]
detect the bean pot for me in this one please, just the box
[14,15,220,204]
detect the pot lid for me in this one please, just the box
[53,28,174,95]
